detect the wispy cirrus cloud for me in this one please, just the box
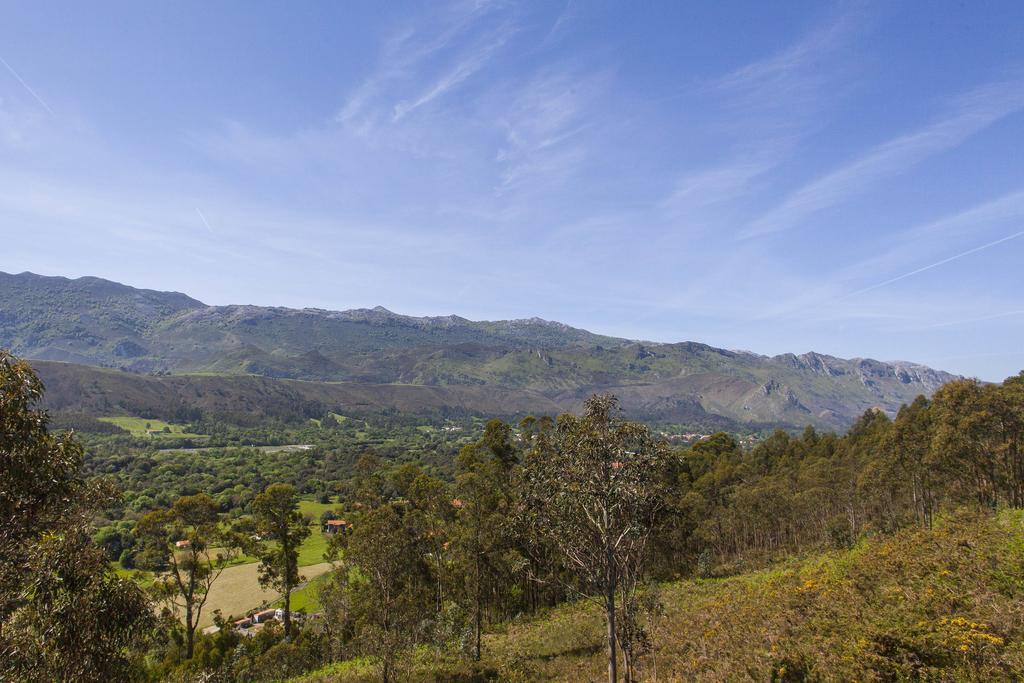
[747,186,1024,324]
[661,156,776,215]
[660,11,862,218]
[835,187,1024,283]
[712,9,861,108]
[392,23,515,121]
[338,2,516,131]
[336,6,480,127]
[538,0,577,49]
[495,66,609,193]
[743,74,1024,238]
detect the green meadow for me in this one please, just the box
[97,415,206,438]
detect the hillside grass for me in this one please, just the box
[294,509,1024,681]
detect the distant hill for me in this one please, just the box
[0,271,958,429]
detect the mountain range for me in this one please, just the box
[0,271,959,430]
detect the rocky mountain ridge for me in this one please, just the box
[0,271,959,429]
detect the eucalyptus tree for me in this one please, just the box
[886,396,938,528]
[522,394,671,683]
[452,419,520,661]
[136,493,238,658]
[0,351,84,620]
[339,504,433,683]
[0,352,153,681]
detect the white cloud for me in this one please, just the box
[659,11,861,219]
[712,11,860,107]
[337,2,514,131]
[392,24,514,120]
[744,75,1024,238]
[835,187,1024,285]
[492,66,610,196]
[661,158,775,214]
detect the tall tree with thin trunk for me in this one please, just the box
[885,396,938,528]
[338,504,433,683]
[250,483,311,636]
[452,419,517,661]
[522,394,670,683]
[135,493,237,659]
[406,472,453,616]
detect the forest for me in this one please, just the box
[2,348,1024,682]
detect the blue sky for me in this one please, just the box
[1,1,1022,380]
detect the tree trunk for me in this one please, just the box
[436,545,444,614]
[474,552,482,661]
[605,535,618,683]
[185,602,194,659]
[606,583,618,683]
[621,639,634,683]
[283,587,291,636]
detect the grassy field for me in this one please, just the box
[291,510,1024,681]
[276,570,333,614]
[198,561,333,627]
[207,525,331,572]
[97,415,206,438]
[138,502,337,628]
[181,531,330,626]
[123,532,333,629]
[297,499,340,566]
[298,499,338,518]
[112,565,155,588]
[297,527,332,566]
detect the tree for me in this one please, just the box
[452,419,518,661]
[4,526,155,682]
[94,522,134,562]
[337,504,433,682]
[886,396,938,528]
[136,493,238,658]
[390,462,425,499]
[0,352,84,619]
[522,394,671,683]
[352,454,385,509]
[406,472,454,616]
[931,380,1003,508]
[250,483,311,636]
[929,377,1024,510]
[0,351,154,680]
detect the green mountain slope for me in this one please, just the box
[1,271,958,428]
[0,271,202,365]
[31,360,566,426]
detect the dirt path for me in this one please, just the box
[197,561,332,627]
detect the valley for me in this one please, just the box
[4,5,1021,681]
